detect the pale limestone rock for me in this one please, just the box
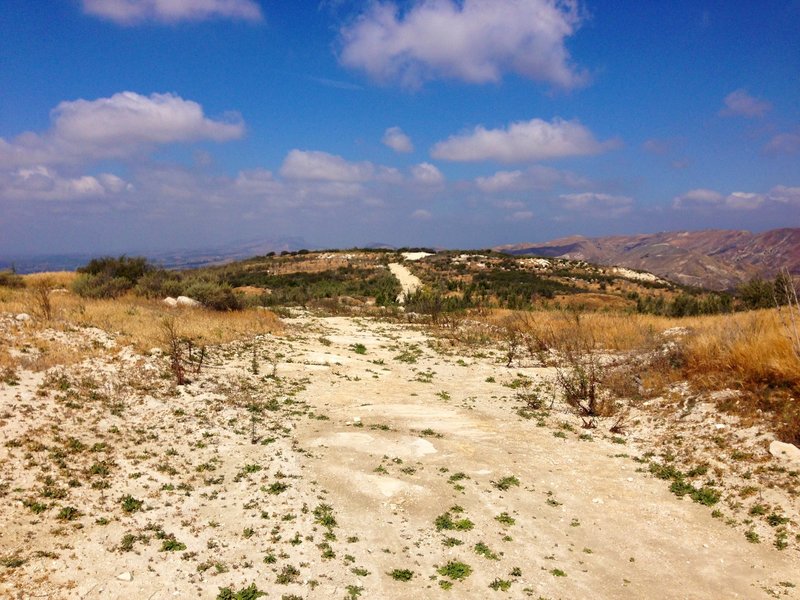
[176,296,201,307]
[769,441,800,467]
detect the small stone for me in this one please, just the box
[116,572,133,582]
[592,497,604,504]
[352,416,361,424]
[15,313,31,322]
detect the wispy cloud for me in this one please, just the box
[1,166,132,201]
[672,186,800,210]
[432,118,618,163]
[339,0,588,89]
[475,165,587,192]
[307,76,364,91]
[559,192,633,216]
[719,89,772,118]
[763,131,800,156]
[81,0,263,25]
[279,149,401,184]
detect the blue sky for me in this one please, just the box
[1,0,798,255]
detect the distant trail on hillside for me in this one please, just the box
[388,263,422,303]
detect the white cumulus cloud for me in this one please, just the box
[411,162,444,185]
[339,0,587,89]
[382,127,414,153]
[719,89,772,118]
[82,0,263,24]
[0,91,244,168]
[432,118,616,163]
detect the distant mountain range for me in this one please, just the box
[496,228,800,290]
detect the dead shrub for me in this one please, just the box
[30,279,53,321]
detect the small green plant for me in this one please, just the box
[57,506,80,521]
[495,512,515,526]
[474,541,499,560]
[216,583,266,600]
[120,494,144,514]
[489,578,512,591]
[437,560,473,581]
[276,564,300,584]
[551,568,567,577]
[745,530,760,544]
[160,537,186,552]
[389,569,414,581]
[266,482,289,495]
[344,585,364,599]
[492,476,520,491]
[442,536,463,547]
[435,511,474,531]
[351,343,367,355]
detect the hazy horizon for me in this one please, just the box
[2,1,798,256]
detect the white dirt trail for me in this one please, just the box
[1,312,798,599]
[388,262,423,303]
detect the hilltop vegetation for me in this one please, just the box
[34,248,795,319]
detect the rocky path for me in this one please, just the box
[0,312,798,599]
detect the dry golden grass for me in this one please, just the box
[487,308,675,352]
[485,306,800,441]
[22,271,77,288]
[489,307,800,389]
[0,287,283,356]
[682,309,800,390]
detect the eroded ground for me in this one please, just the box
[0,312,798,599]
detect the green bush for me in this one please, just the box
[135,269,184,298]
[183,280,242,311]
[78,256,152,282]
[71,274,133,299]
[73,255,155,299]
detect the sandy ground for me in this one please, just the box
[0,312,798,599]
